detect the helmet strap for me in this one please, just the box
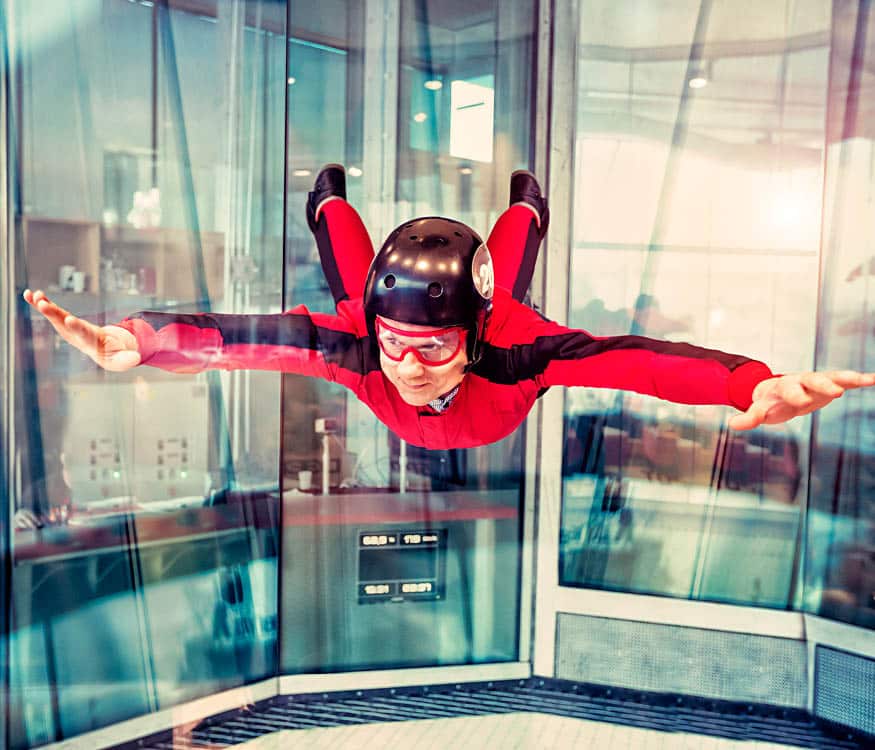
[462,304,491,372]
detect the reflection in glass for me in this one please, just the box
[279,0,538,674]
[560,0,829,608]
[804,1,875,631]
[396,1,536,227]
[7,1,283,746]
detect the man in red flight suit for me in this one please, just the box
[23,166,875,449]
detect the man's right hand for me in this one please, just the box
[23,289,141,372]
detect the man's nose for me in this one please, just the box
[397,351,425,376]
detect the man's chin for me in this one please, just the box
[396,386,435,406]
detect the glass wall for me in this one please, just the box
[559,0,875,630]
[560,0,828,607]
[5,1,284,746]
[3,0,540,745]
[279,0,539,674]
[7,1,873,747]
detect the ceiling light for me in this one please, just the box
[459,166,473,175]
[287,76,296,85]
[348,166,363,177]
[293,169,311,177]
[424,79,443,91]
[413,112,427,123]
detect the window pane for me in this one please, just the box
[560,0,830,607]
[8,1,283,745]
[279,0,537,674]
[804,1,875,631]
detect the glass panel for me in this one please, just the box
[397,1,535,226]
[285,2,360,315]
[804,1,875,631]
[7,1,283,745]
[279,0,538,674]
[560,0,830,607]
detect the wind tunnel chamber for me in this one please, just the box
[4,0,875,747]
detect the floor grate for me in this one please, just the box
[115,678,873,749]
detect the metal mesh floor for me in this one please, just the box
[119,679,872,750]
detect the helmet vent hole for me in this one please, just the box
[409,235,418,241]
[383,274,396,289]
[428,282,443,298]
[454,231,463,237]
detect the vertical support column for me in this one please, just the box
[218,0,247,302]
[518,0,559,669]
[531,0,580,678]
[346,0,401,482]
[361,0,400,244]
[217,0,248,461]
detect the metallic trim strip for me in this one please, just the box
[555,587,805,639]
[279,661,531,694]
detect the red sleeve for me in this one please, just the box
[481,294,773,410]
[115,305,364,382]
[536,338,773,410]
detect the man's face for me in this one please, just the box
[377,316,469,406]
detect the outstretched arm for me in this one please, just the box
[728,370,875,430]
[490,299,874,427]
[24,289,367,383]
[480,296,769,409]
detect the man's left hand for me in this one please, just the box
[729,370,875,430]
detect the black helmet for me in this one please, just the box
[363,216,494,367]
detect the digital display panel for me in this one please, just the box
[357,529,446,603]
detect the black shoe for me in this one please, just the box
[306,163,347,233]
[509,170,549,238]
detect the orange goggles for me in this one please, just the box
[375,318,466,366]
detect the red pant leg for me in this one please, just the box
[485,204,543,302]
[313,199,375,304]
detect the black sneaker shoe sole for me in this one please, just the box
[509,169,548,236]
[306,163,347,232]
